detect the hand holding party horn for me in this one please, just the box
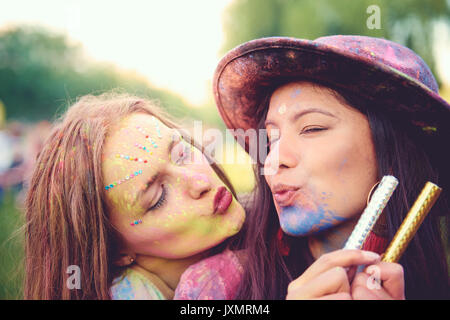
[382,182,442,263]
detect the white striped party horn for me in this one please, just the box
[344,175,399,250]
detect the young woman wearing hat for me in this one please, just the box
[24,93,246,299]
[175,36,449,299]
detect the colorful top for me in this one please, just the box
[110,268,166,300]
[174,249,243,300]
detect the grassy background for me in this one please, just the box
[0,189,25,299]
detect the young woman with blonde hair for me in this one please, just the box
[24,93,246,299]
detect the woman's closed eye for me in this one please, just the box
[148,184,167,211]
[267,126,326,147]
[300,126,326,134]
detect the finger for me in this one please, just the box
[351,271,392,300]
[365,262,405,299]
[287,266,350,300]
[352,284,384,300]
[294,249,380,288]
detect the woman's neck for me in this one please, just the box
[133,251,208,299]
[307,217,359,260]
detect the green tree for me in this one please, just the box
[222,0,450,83]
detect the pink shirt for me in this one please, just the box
[174,249,243,300]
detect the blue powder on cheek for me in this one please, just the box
[279,205,347,237]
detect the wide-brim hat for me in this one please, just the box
[213,36,450,155]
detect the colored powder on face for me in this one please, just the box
[319,191,333,202]
[338,158,348,171]
[336,159,348,183]
[279,205,347,237]
[291,88,301,98]
[152,116,163,138]
[181,169,190,180]
[192,173,208,183]
[278,103,287,115]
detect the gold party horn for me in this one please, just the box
[382,182,442,263]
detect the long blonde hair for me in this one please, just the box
[24,93,236,299]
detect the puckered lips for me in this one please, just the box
[213,186,232,214]
[272,183,301,207]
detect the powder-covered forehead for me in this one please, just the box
[102,113,177,213]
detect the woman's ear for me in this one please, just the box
[114,252,136,267]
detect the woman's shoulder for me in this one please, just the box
[110,268,167,300]
[174,249,244,300]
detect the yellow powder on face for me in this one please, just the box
[278,103,287,115]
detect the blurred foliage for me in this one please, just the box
[0,25,222,126]
[0,100,5,127]
[222,0,450,85]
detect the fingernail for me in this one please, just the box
[362,251,380,261]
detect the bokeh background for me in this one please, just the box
[1,0,449,299]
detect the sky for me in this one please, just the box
[0,0,234,106]
[434,19,450,85]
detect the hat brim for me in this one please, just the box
[213,37,450,152]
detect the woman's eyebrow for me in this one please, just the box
[291,107,337,122]
[265,107,336,127]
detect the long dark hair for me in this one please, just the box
[234,80,450,299]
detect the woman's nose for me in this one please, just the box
[265,138,298,174]
[187,172,212,199]
[278,136,299,169]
